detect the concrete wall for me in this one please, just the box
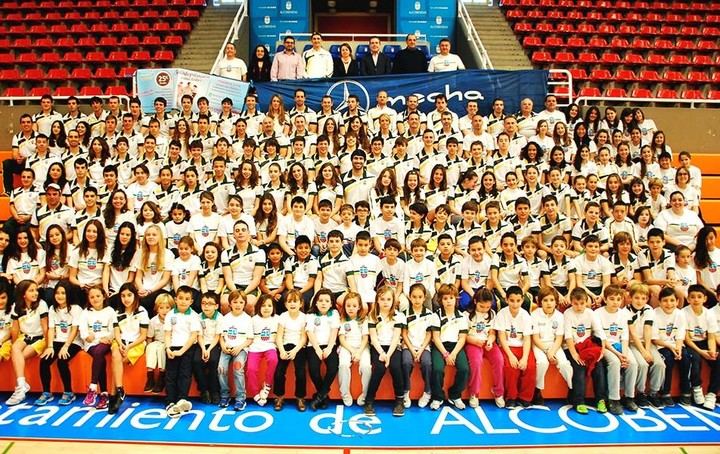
[0,103,717,152]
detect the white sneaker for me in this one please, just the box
[342,394,353,406]
[175,399,192,415]
[468,396,479,408]
[450,398,466,410]
[356,394,365,406]
[494,395,506,408]
[429,399,443,410]
[166,403,181,418]
[418,392,432,408]
[259,384,271,400]
[703,392,716,410]
[403,391,411,408]
[6,383,31,406]
[692,386,706,405]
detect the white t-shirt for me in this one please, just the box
[116,307,150,344]
[595,307,631,347]
[563,307,605,345]
[404,307,434,349]
[188,212,223,252]
[48,304,83,346]
[531,308,564,344]
[654,209,704,249]
[430,310,469,343]
[653,307,686,344]
[12,300,49,338]
[573,254,614,291]
[682,305,718,343]
[369,311,406,346]
[339,317,368,349]
[494,307,534,348]
[305,310,341,347]
[79,306,117,349]
[171,254,202,290]
[278,311,306,346]
[69,247,109,287]
[349,253,382,303]
[249,314,279,353]
[164,307,201,348]
[215,56,247,80]
[138,248,175,292]
[467,310,495,342]
[220,311,253,349]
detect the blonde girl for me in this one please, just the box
[144,293,174,394]
[110,283,148,414]
[364,286,405,417]
[5,280,48,406]
[134,224,174,313]
[337,291,370,407]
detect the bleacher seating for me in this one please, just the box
[0,0,206,97]
[502,0,720,100]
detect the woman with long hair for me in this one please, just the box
[134,224,174,313]
[103,189,135,248]
[68,219,108,291]
[103,221,139,310]
[248,44,271,82]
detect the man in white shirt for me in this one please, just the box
[214,42,247,81]
[536,94,567,130]
[366,90,398,134]
[515,97,538,139]
[303,33,333,79]
[428,38,465,72]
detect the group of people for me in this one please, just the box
[0,88,718,421]
[213,33,465,82]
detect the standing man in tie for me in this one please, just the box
[359,37,392,76]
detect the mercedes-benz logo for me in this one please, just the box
[325,80,371,114]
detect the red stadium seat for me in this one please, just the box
[631,37,652,49]
[662,69,685,82]
[54,86,77,97]
[109,51,129,63]
[531,51,552,63]
[41,52,61,64]
[614,69,637,82]
[99,36,119,47]
[35,38,55,48]
[692,55,713,66]
[79,85,103,96]
[566,37,585,48]
[70,23,89,34]
[578,86,601,97]
[119,67,138,78]
[587,37,608,48]
[121,36,141,47]
[17,52,38,65]
[629,88,653,98]
[50,24,69,34]
[569,68,588,80]
[86,51,105,63]
[698,40,719,51]
[63,51,83,64]
[676,39,696,50]
[94,67,118,79]
[668,54,690,66]
[646,53,668,65]
[153,22,171,32]
[555,51,575,63]
[164,35,184,46]
[656,88,678,99]
[153,50,174,63]
[680,25,701,36]
[70,68,92,80]
[680,89,703,100]
[131,51,151,63]
[132,22,150,32]
[56,37,76,48]
[22,68,44,81]
[3,87,26,97]
[111,23,130,34]
[638,69,662,81]
[106,85,129,96]
[575,23,594,34]
[600,52,621,64]
[522,36,543,47]
[604,87,628,98]
[0,54,13,66]
[142,35,163,47]
[77,37,98,48]
[544,36,564,47]
[708,90,720,100]
[597,24,616,34]
[0,69,21,81]
[654,38,674,50]
[590,69,612,81]
[687,71,710,83]
[29,87,52,97]
[577,51,598,64]
[91,23,110,34]
[609,37,630,49]
[47,68,69,80]
[712,72,720,83]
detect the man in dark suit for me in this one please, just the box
[392,34,427,74]
[359,37,392,76]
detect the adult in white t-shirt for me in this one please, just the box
[214,43,247,81]
[654,191,704,251]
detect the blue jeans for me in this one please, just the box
[218,349,248,401]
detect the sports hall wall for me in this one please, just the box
[0,104,717,153]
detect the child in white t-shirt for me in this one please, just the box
[273,289,308,411]
[246,295,279,407]
[337,292,371,407]
[531,287,573,405]
[218,290,253,411]
[401,284,434,409]
[653,288,691,407]
[682,285,719,409]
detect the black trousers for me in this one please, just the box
[566,349,609,405]
[165,345,196,405]
[273,343,307,398]
[192,343,221,394]
[366,346,403,403]
[39,342,82,392]
[3,158,24,193]
[306,344,339,397]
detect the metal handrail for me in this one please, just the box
[284,33,428,42]
[210,2,247,75]
[576,96,720,109]
[457,0,493,69]
[548,68,573,106]
[0,94,132,108]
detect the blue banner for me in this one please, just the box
[135,68,250,114]
[254,69,549,116]
[1,398,719,447]
[397,0,456,50]
[249,0,310,56]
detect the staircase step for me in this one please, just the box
[172,5,242,73]
[464,4,532,70]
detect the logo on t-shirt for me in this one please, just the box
[609,322,619,338]
[201,225,210,237]
[22,261,31,274]
[414,272,424,283]
[314,317,321,326]
[472,271,481,285]
[665,323,675,336]
[509,325,517,338]
[475,322,486,333]
[260,326,271,342]
[693,325,704,338]
[92,321,102,332]
[587,269,597,280]
[576,324,586,337]
[227,326,238,340]
[383,229,392,239]
[343,322,351,332]
[173,233,181,245]
[359,265,368,278]
[680,222,689,232]
[59,320,69,334]
[551,320,558,330]
[88,257,97,270]
[150,263,158,275]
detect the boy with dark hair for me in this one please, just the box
[164,286,200,418]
